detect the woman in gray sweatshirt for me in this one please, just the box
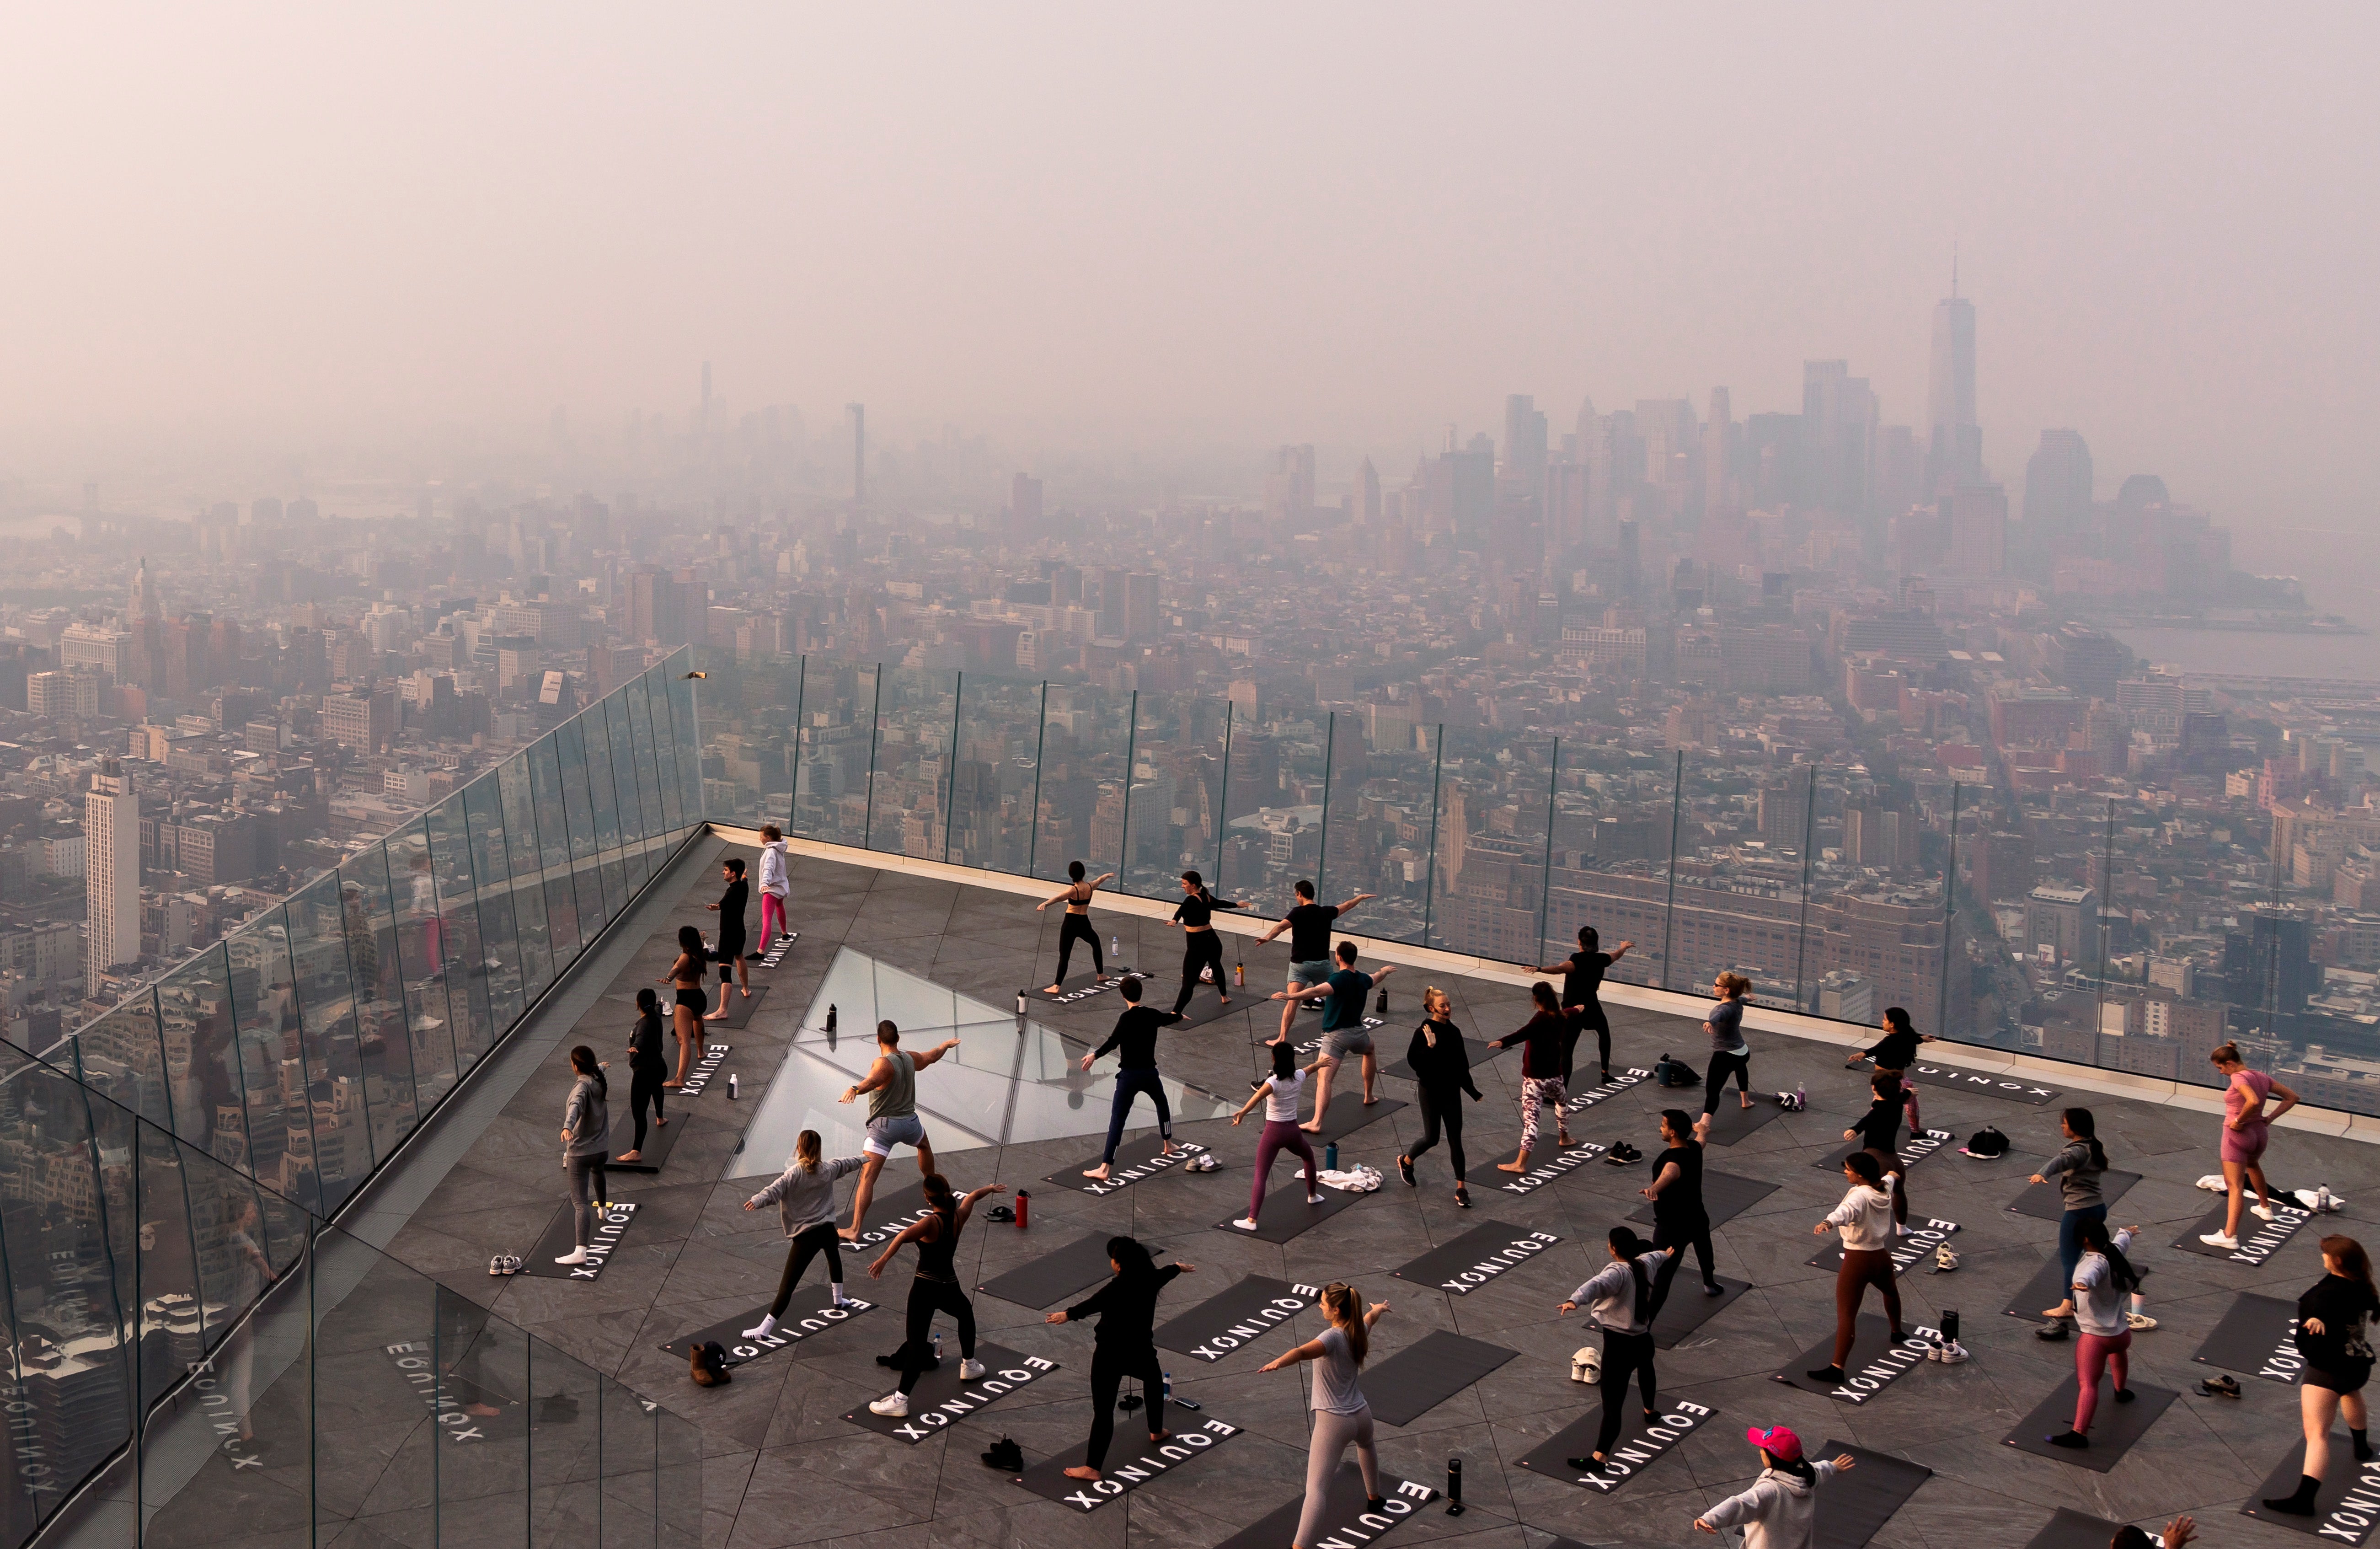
[743,1129,865,1338]
[556,1045,610,1266]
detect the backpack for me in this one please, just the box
[1961,1126,2008,1158]
[1654,1053,1700,1088]
[689,1340,733,1387]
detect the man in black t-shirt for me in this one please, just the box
[1255,880,1374,1048]
[705,858,752,1020]
[1531,925,1633,1085]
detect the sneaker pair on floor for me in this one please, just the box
[869,1362,986,1416]
[2201,1203,2277,1249]
[1233,1195,1325,1229]
[1921,1331,1969,1364]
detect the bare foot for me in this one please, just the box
[704,1010,730,1022]
[656,1115,668,1126]
[1083,1165,1112,1180]
[1062,1466,1101,1482]
[1042,984,1063,995]
[1740,1096,1754,1109]
[838,1228,861,1242]
[662,1080,685,1089]
[616,1150,642,1162]
[1363,1095,1378,1105]
[1159,1143,1178,1156]
[1496,1158,1530,1173]
[1147,1430,1172,1445]
[464,1403,502,1418]
[1556,1134,1577,1149]
[1298,1121,1323,1134]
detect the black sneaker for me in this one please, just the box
[1805,1366,1845,1384]
[2035,1320,2071,1342]
[2113,1388,2137,1404]
[1397,1155,1416,1187]
[2046,1431,2089,1450]
[1703,1281,1726,1296]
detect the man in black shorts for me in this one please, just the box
[704,857,752,1020]
[1255,880,1374,1048]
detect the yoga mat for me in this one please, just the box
[1150,979,1251,1029]
[377,1340,525,1445]
[1813,1441,1931,1549]
[1771,1318,1941,1404]
[1563,1067,1653,1116]
[847,1179,933,1251]
[1209,1469,1440,1549]
[677,1040,733,1096]
[609,1106,690,1173]
[2021,1509,2136,1549]
[2241,1433,2380,1542]
[1391,1226,1563,1296]
[1700,1100,1789,1147]
[840,1343,1059,1442]
[1009,1418,1242,1512]
[2003,1255,2072,1320]
[1809,1129,1957,1174]
[661,1295,877,1368]
[1212,1179,1371,1243]
[518,1201,638,1281]
[1510,1398,1715,1496]
[2192,1292,2303,1384]
[1465,1141,1608,1199]
[2006,1171,2139,1221]
[978,1232,1163,1309]
[1155,1275,1321,1363]
[705,984,771,1029]
[1806,1218,1961,1278]
[752,929,800,969]
[1305,1095,1408,1147]
[1381,1036,1500,1084]
[1626,1170,1777,1229]
[1896,1059,2061,1104]
[1284,1016,1387,1063]
[1044,1135,1215,1197]
[2000,1378,2177,1473]
[1361,1330,1518,1426]
[1030,967,1137,1007]
[2171,1199,2316,1265]
[1652,1276,1752,1348]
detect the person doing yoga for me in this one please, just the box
[1558,1226,1674,1472]
[1847,1006,1933,1138]
[1272,941,1394,1133]
[1257,880,1375,1047]
[1843,1069,1913,1229]
[1045,1236,1195,1482]
[1397,986,1481,1208]
[1804,1152,1903,1384]
[754,825,792,959]
[1167,871,1243,1016]
[660,925,707,1087]
[2206,1040,2300,1250]
[837,1021,961,1241]
[864,1173,1002,1418]
[1696,972,1755,1132]
[1488,982,1576,1172]
[1228,1040,1325,1231]
[741,1129,863,1338]
[704,857,751,1017]
[2043,1217,2143,1451]
[616,987,668,1162]
[1531,925,1632,1087]
[2263,1234,2380,1515]
[1691,1425,1856,1547]
[1080,976,1182,1182]
[555,1046,609,1267]
[1643,1109,1724,1313]
[1260,1282,1391,1549]
[1038,860,1116,992]
[2032,1107,2111,1339]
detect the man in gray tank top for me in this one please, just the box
[839,1021,961,1241]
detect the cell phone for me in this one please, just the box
[1172,1396,1202,1411]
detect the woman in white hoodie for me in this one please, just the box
[755,825,792,960]
[1693,1425,1853,1548]
[1805,1151,1904,1384]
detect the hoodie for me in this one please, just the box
[1824,1177,1897,1252]
[747,1155,863,1238]
[757,840,790,897]
[564,1072,610,1159]
[1698,1461,1841,1549]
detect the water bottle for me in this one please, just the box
[1017,989,1027,1014]
[825,1003,837,1033]
[932,1332,943,1364]
[1162,1371,1173,1404]
[1112,933,1120,960]
[1235,960,1245,987]
[1015,1189,1029,1229]
[728,1073,739,1100]
[1941,1309,1959,1344]
[1446,1458,1464,1517]
[1376,988,1387,1014]
[1325,1141,1339,1172]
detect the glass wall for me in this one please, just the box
[2,651,704,1549]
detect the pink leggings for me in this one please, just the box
[2075,1329,2131,1432]
[759,892,788,953]
[1249,1120,1318,1220]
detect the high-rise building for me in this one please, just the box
[1702,387,1733,519]
[1802,363,1877,521]
[1123,573,1161,642]
[1351,457,1380,525]
[1927,272,1981,487]
[1946,484,2008,576]
[847,403,866,506]
[1502,395,1548,499]
[86,760,139,994]
[2023,429,2094,533]
[1011,473,1043,525]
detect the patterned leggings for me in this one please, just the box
[1519,1076,1570,1151]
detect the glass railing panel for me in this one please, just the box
[69,991,173,1133]
[1028,682,1129,887]
[866,667,958,859]
[601,687,652,897]
[307,1228,437,1547]
[1318,709,1439,948]
[792,660,877,850]
[947,671,1043,875]
[1120,691,1229,901]
[1213,708,1329,914]
[283,875,376,1212]
[598,1378,657,1549]
[664,653,704,832]
[436,1282,531,1548]
[464,772,529,1030]
[495,752,557,1003]
[581,702,631,926]
[339,841,422,1158]
[554,720,611,941]
[386,819,464,1116]
[1533,741,1672,992]
[222,915,322,1217]
[1420,729,1555,969]
[426,795,499,1074]
[525,735,586,964]
[620,674,669,873]
[527,1332,601,1549]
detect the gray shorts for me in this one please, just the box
[1322,1027,1374,1061]
[1289,959,1332,989]
[865,1113,928,1157]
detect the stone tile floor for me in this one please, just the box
[405,841,2380,1549]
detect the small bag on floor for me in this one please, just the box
[690,1340,733,1388]
[1654,1053,1700,1087]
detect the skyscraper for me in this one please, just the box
[1801,363,1877,520]
[1702,387,1733,520]
[1927,267,1980,487]
[847,403,866,506]
[1011,473,1043,525]
[2023,429,2094,533]
[1946,484,2008,576]
[1502,394,1548,499]
[1351,457,1380,525]
[86,759,139,994]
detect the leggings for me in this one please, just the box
[1055,914,1104,982]
[1862,1146,1910,1226]
[1294,1406,1380,1548]
[2074,1329,2132,1432]
[1651,1219,1716,1313]
[1878,1067,1920,1131]
[1172,932,1225,1015]
[2059,1205,2107,1285]
[767,1222,843,1318]
[1519,1076,1568,1152]
[1102,1068,1171,1163]
[568,1155,607,1247]
[895,1278,977,1394]
[1593,1329,1659,1456]
[1250,1120,1318,1220]
[759,892,789,954]
[1408,1088,1466,1179]
[1704,1050,1751,1115]
[1086,1343,1166,1470]
[1833,1248,1902,1368]
[629,1066,666,1152]
[1568,1003,1612,1081]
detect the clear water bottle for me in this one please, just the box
[728,1073,739,1099]
[1163,1371,1173,1404]
[932,1332,943,1363]
[1112,933,1120,960]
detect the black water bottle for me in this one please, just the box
[1941,1309,1959,1345]
[1445,1458,1463,1516]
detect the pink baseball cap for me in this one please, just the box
[1744,1425,1802,1461]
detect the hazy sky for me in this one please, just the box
[4,5,2375,529]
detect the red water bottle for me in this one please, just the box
[1014,1189,1029,1229]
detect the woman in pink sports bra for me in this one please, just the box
[2203,1040,2300,1250]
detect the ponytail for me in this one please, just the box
[794,1129,822,1174]
[1319,1282,1368,1365]
[2075,1216,2141,1297]
[2064,1107,2107,1172]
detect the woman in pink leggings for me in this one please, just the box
[2044,1217,2143,1450]
[1227,1041,1325,1230]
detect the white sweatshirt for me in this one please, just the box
[1824,1177,1897,1251]
[757,841,790,896]
[1699,1462,1840,1549]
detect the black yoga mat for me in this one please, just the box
[2003,1254,2072,1320]
[1381,1037,1503,1084]
[1361,1330,1517,1426]
[2000,1378,2177,1472]
[517,1200,638,1281]
[1806,1217,1961,1278]
[1210,1468,1440,1549]
[1813,1441,1931,1549]
[610,1106,690,1173]
[1152,978,1252,1029]
[2241,1431,2380,1541]
[2006,1171,2140,1221]
[1211,1179,1370,1243]
[840,1343,1059,1442]
[1700,1099,1789,1146]
[1510,1398,1716,1496]
[847,1178,934,1251]
[1009,1417,1242,1511]
[2193,1292,2303,1383]
[978,1231,1163,1309]
[1652,1276,1752,1349]
[1626,1170,1778,1229]
[1563,1067,1654,1116]
[1392,1225,1563,1296]
[677,1040,733,1097]
[1303,1095,1408,1147]
[1043,1134,1215,1196]
[1465,1141,1608,1199]
[1030,967,1137,1006]
[752,929,800,969]
[2021,1509,2135,1549]
[1155,1275,1321,1363]
[2171,1198,2316,1264]
[1809,1129,1957,1174]
[705,984,771,1029]
[1772,1317,1941,1404]
[1896,1059,2061,1105]
[661,1294,877,1368]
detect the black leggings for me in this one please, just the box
[1171,932,1225,1015]
[1085,1343,1166,1469]
[1570,1003,1612,1079]
[896,1277,977,1394]
[1703,1051,1751,1115]
[1593,1329,1658,1457]
[1408,1088,1467,1180]
[767,1222,843,1318]
[629,1065,666,1151]
[1650,1218,1716,1315]
[1055,914,1104,982]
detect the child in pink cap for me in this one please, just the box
[1692,1426,1856,1548]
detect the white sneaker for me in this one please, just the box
[959,1358,985,1379]
[743,1315,777,1340]
[1935,1340,1970,1365]
[1231,1217,1260,1231]
[868,1393,908,1417]
[2200,1232,2239,1249]
[2127,1311,2159,1332]
[2251,1203,2277,1222]
[1307,1192,1326,1206]
[832,1294,861,1309]
[554,1247,589,1265]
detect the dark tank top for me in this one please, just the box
[915,1201,961,1282]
